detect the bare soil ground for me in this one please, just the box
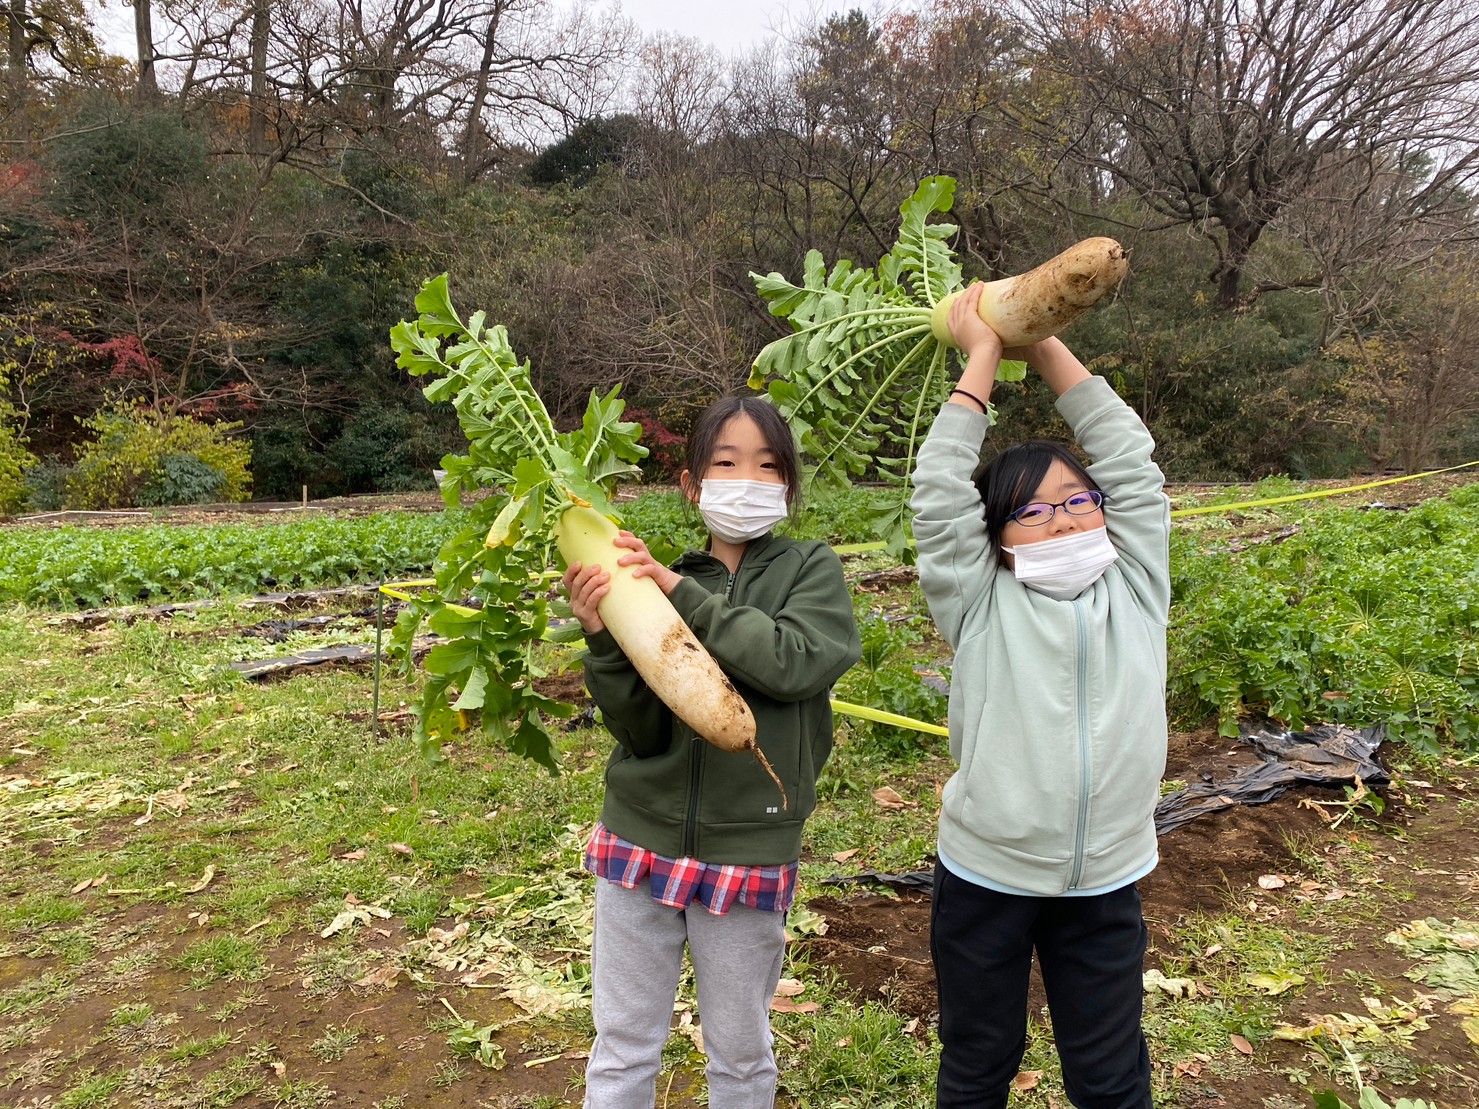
[804,729,1479,1108]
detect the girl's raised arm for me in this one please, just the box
[1005,336,1091,397]
[946,284,1001,417]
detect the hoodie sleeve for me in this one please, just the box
[909,403,995,649]
[668,543,861,702]
[1056,376,1171,620]
[579,629,673,759]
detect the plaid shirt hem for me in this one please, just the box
[584,823,797,915]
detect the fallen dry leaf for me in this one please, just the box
[1257,874,1287,890]
[1230,1034,1254,1055]
[1143,969,1197,998]
[427,922,470,946]
[389,842,415,857]
[1298,797,1337,823]
[1463,1015,1479,1046]
[872,786,914,810]
[773,978,807,998]
[675,1010,703,1051]
[185,865,217,894]
[1012,1071,1043,1091]
[339,849,367,861]
[769,997,821,1014]
[355,964,403,989]
[831,848,860,863]
[320,901,391,938]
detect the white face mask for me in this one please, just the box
[697,478,790,544]
[1002,527,1118,600]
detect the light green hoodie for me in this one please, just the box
[910,377,1171,896]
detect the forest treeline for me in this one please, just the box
[1,0,1477,511]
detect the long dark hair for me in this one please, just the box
[681,396,802,513]
[975,440,1100,547]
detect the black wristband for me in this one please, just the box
[949,387,989,412]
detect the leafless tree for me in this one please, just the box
[1270,149,1479,343]
[132,0,159,101]
[720,9,916,270]
[504,35,756,414]
[7,1,25,90]
[0,0,119,112]
[144,0,629,181]
[1322,247,1479,469]
[1025,0,1479,307]
[456,0,631,180]
[877,0,1057,274]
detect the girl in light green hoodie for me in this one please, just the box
[910,284,1170,1109]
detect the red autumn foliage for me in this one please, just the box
[624,405,685,480]
[53,330,158,382]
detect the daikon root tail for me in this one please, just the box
[746,742,789,811]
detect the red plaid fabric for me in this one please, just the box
[584,823,797,915]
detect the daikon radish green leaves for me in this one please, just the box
[391,276,769,774]
[748,175,1127,554]
[389,275,648,769]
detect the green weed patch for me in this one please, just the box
[1169,485,1479,753]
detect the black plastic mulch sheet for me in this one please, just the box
[820,869,934,894]
[1152,722,1387,834]
[822,723,1387,896]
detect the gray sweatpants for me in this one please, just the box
[583,876,788,1109]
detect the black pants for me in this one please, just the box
[931,862,1152,1109]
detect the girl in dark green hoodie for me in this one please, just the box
[562,396,860,1109]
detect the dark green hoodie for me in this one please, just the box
[581,533,861,865]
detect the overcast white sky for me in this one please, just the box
[95,0,873,58]
[585,0,866,50]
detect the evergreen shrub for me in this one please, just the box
[137,454,227,506]
[322,406,461,493]
[21,457,69,512]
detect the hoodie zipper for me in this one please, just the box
[1068,599,1091,889]
[681,559,742,858]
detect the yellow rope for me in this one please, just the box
[382,459,1479,739]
